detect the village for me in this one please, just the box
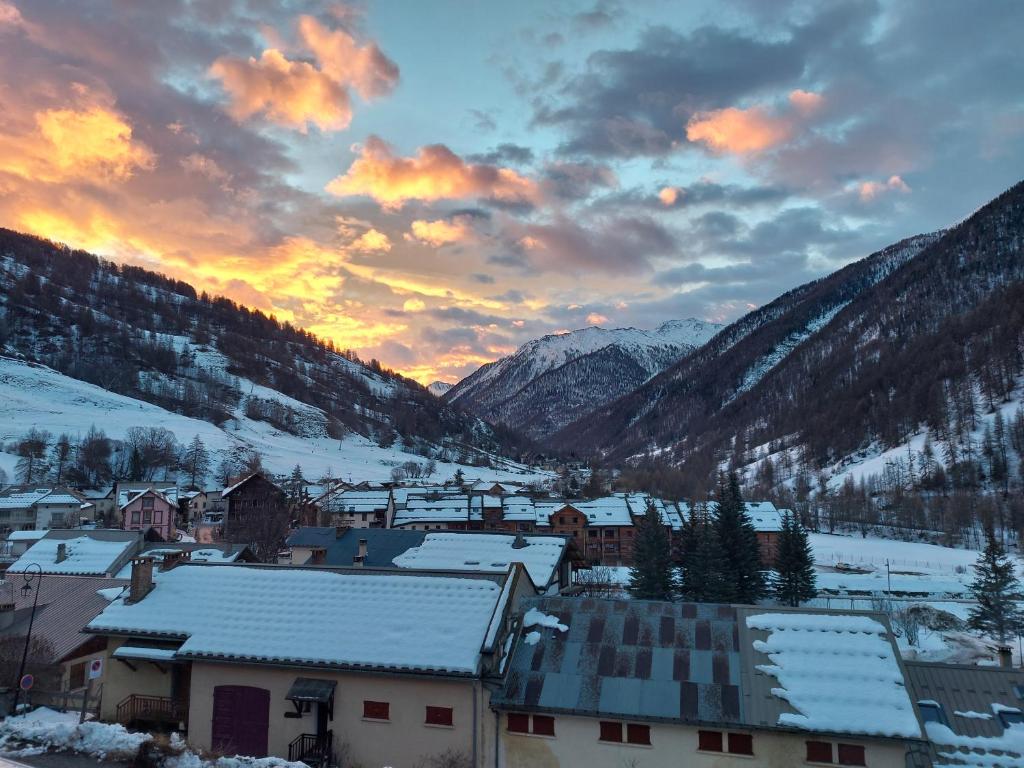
[0,472,1020,768]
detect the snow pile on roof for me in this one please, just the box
[925,722,1024,766]
[746,612,921,738]
[524,607,568,632]
[89,565,505,674]
[0,706,150,760]
[0,489,52,509]
[391,533,566,586]
[7,535,135,575]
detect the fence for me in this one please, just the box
[28,684,103,720]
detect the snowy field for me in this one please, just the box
[0,356,552,484]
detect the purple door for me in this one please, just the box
[211,685,270,758]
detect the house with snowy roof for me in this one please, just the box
[286,527,584,592]
[120,487,177,541]
[6,529,141,577]
[313,487,395,528]
[494,597,925,768]
[222,473,287,538]
[0,484,91,531]
[87,557,535,768]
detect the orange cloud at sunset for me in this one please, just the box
[326,136,540,209]
[0,104,154,183]
[686,90,823,155]
[858,175,911,201]
[658,186,681,206]
[407,218,474,246]
[350,228,391,251]
[297,15,399,100]
[210,49,352,132]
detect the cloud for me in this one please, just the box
[326,135,540,209]
[210,49,353,132]
[296,15,399,99]
[857,175,911,201]
[686,91,822,155]
[407,217,474,246]
[351,227,391,251]
[0,103,155,183]
[658,186,681,206]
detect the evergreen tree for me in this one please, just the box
[180,434,211,489]
[452,468,465,487]
[288,464,305,499]
[773,512,817,607]
[677,501,725,602]
[713,473,767,604]
[967,527,1024,644]
[628,502,674,600]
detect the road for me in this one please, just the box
[0,753,128,768]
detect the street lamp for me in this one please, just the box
[12,563,43,714]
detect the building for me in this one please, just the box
[87,559,533,767]
[313,488,394,528]
[904,661,1024,767]
[6,529,141,578]
[0,485,91,531]
[493,597,925,768]
[120,488,177,541]
[222,473,287,536]
[286,527,584,593]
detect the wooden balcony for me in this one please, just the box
[116,695,185,726]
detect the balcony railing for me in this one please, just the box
[116,695,185,726]
[288,731,333,767]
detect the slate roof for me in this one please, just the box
[286,527,340,548]
[314,528,427,567]
[493,596,744,725]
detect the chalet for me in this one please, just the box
[286,527,585,593]
[6,529,141,578]
[0,485,91,531]
[494,598,925,768]
[313,488,394,528]
[120,488,177,541]
[88,559,533,767]
[222,473,287,535]
[80,487,116,521]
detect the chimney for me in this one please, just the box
[353,538,368,566]
[997,645,1013,668]
[56,542,67,563]
[126,557,155,604]
[0,581,15,632]
[512,533,528,549]
[159,550,191,572]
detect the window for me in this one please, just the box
[698,731,723,752]
[837,744,866,766]
[361,513,367,522]
[68,662,86,690]
[588,530,598,538]
[998,708,1024,728]
[572,517,578,524]
[918,701,947,725]
[131,511,141,524]
[626,724,650,746]
[599,721,622,742]
[507,713,529,734]
[559,516,566,525]
[604,529,615,538]
[728,732,754,755]
[143,497,154,509]
[806,741,833,763]
[143,510,153,524]
[532,715,555,736]
[425,706,453,727]
[362,700,389,721]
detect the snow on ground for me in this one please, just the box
[0,355,552,484]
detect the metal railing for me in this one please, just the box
[116,694,184,725]
[288,731,333,767]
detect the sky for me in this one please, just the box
[1,1,1022,385]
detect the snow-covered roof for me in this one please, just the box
[7,534,137,576]
[0,488,56,509]
[555,497,634,526]
[317,489,391,513]
[7,530,48,542]
[392,495,477,526]
[745,611,922,738]
[391,533,567,587]
[88,565,509,675]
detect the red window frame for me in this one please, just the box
[425,706,453,727]
[599,721,622,742]
[728,732,754,755]
[807,741,834,763]
[532,715,555,737]
[837,744,866,766]
[698,730,723,752]
[626,723,651,746]
[362,700,390,721]
[507,713,529,734]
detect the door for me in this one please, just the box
[211,685,270,758]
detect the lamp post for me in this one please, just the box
[12,563,43,714]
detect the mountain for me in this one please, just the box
[427,381,453,397]
[0,229,542,482]
[445,319,721,441]
[552,179,1024,490]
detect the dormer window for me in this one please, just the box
[918,700,947,726]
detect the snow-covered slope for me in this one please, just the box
[445,319,721,440]
[0,356,550,484]
[427,381,453,397]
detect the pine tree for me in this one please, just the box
[967,527,1024,644]
[628,502,674,600]
[452,468,465,487]
[288,464,305,499]
[713,473,767,604]
[181,434,211,489]
[677,501,725,602]
[773,512,817,607]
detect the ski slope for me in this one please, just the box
[0,356,551,484]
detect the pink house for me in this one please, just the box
[121,489,176,540]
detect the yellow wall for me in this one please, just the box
[499,713,909,768]
[187,661,497,768]
[99,638,174,721]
